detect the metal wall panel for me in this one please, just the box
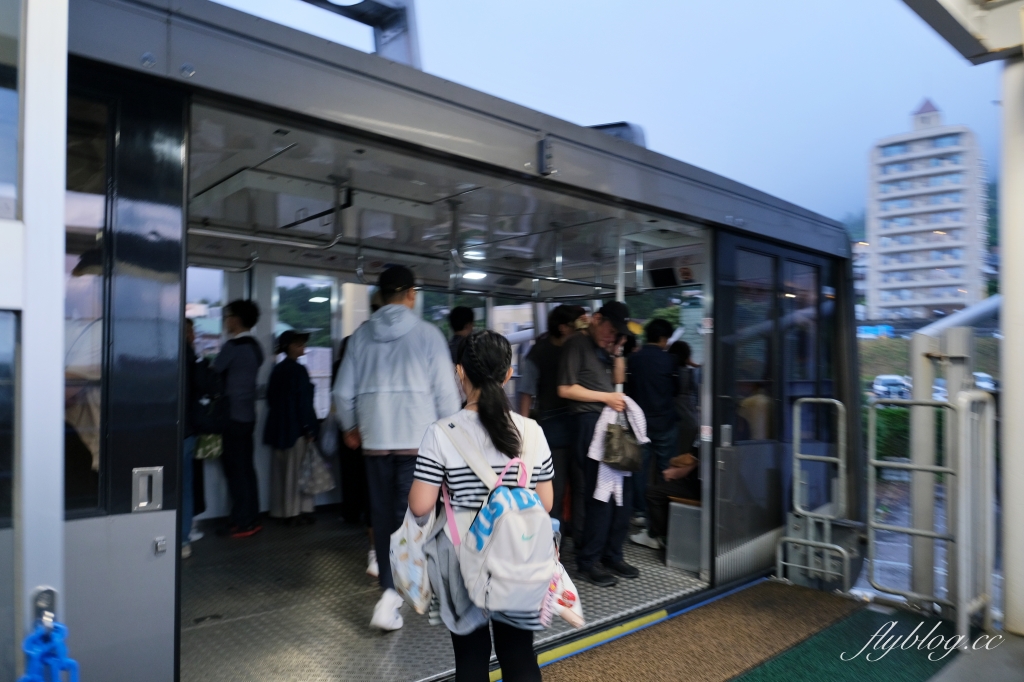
[69,0,170,78]
[102,68,186,514]
[167,18,539,174]
[64,512,176,682]
[66,0,850,258]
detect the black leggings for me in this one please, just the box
[450,621,541,682]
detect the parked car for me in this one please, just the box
[873,374,910,399]
[973,372,997,392]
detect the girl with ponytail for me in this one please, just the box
[409,330,553,682]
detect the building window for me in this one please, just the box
[932,134,961,149]
[0,0,19,219]
[881,143,910,157]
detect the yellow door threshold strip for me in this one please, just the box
[489,580,767,682]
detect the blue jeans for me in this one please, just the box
[182,435,196,546]
[633,425,679,515]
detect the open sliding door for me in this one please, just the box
[713,233,837,584]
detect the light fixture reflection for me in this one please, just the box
[463,272,487,280]
[309,296,329,303]
[464,250,485,260]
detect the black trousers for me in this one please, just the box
[221,420,260,528]
[338,433,370,525]
[450,621,541,682]
[364,454,417,591]
[575,411,633,571]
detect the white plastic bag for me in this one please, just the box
[299,442,335,496]
[318,412,339,457]
[540,563,585,629]
[390,507,435,614]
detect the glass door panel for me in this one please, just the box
[274,276,334,418]
[713,233,841,582]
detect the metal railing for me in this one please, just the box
[955,390,996,640]
[867,393,996,640]
[776,398,852,591]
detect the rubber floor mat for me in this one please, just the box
[736,608,962,682]
[541,580,860,682]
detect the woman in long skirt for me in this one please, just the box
[264,330,319,526]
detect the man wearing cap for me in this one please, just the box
[557,301,633,587]
[333,265,461,631]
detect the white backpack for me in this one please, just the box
[439,417,557,614]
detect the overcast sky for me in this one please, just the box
[213,0,1002,224]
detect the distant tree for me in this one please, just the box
[276,284,332,348]
[842,210,866,242]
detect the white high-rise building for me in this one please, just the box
[865,100,988,320]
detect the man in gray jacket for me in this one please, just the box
[333,265,460,631]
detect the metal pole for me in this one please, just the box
[942,326,974,619]
[616,237,626,303]
[910,332,938,602]
[16,0,69,654]
[1001,55,1024,636]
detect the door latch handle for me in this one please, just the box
[132,466,164,512]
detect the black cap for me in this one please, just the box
[276,329,310,354]
[378,265,416,297]
[596,301,630,335]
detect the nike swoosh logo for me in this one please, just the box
[522,533,535,541]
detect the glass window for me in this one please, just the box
[881,143,909,157]
[65,98,109,511]
[933,134,961,149]
[274,276,335,419]
[0,0,19,219]
[186,268,225,358]
[421,291,486,338]
[733,250,774,442]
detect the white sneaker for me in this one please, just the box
[630,530,661,550]
[189,523,204,542]
[366,550,379,578]
[181,543,192,559]
[369,588,404,631]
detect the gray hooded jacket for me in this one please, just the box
[333,304,461,450]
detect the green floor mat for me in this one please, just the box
[736,608,962,682]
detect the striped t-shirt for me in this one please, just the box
[414,410,554,510]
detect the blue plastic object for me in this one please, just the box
[18,622,79,682]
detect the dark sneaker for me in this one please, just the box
[580,566,619,587]
[216,524,240,537]
[231,523,263,538]
[602,560,640,579]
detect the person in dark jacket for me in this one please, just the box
[669,341,699,457]
[448,306,475,363]
[264,330,320,526]
[212,299,265,537]
[517,305,586,545]
[625,319,679,521]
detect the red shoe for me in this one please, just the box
[231,524,263,538]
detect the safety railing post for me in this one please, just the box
[955,390,996,642]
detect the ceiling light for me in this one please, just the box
[784,293,797,298]
[464,251,485,260]
[309,296,329,303]
[463,272,487,280]
[327,0,362,6]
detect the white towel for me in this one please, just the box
[587,397,649,506]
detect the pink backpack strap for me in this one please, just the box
[496,457,529,488]
[442,484,461,547]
